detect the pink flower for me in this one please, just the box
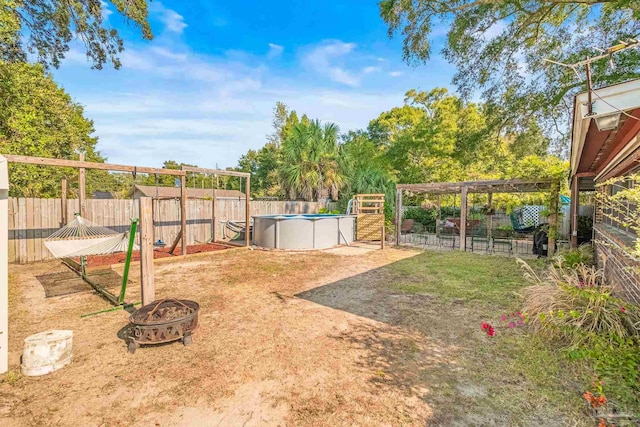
[517,320,524,326]
[517,312,523,318]
[487,327,495,337]
[500,315,507,322]
[481,323,489,330]
[620,307,626,313]
[508,322,516,328]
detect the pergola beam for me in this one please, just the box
[4,154,186,176]
[397,178,557,195]
[181,165,250,178]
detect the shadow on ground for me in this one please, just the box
[294,253,499,425]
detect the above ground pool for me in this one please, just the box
[253,214,355,250]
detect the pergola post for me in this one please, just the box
[245,175,251,247]
[548,182,560,257]
[570,175,579,248]
[78,153,86,217]
[459,186,468,251]
[435,195,441,238]
[180,175,187,256]
[487,193,493,243]
[395,189,402,246]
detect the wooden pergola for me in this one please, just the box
[395,178,561,255]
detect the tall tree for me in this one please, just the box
[280,120,344,201]
[380,0,640,152]
[2,0,152,69]
[0,61,107,197]
[238,102,300,198]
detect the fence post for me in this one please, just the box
[180,175,187,256]
[61,178,67,226]
[548,181,560,258]
[459,186,468,251]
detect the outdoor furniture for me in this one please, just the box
[509,211,536,233]
[401,219,415,234]
[470,226,490,252]
[491,228,513,255]
[439,225,457,248]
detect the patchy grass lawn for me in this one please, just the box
[371,251,588,424]
[1,248,593,426]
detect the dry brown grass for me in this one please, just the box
[0,248,591,426]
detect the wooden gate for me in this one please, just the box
[354,194,385,241]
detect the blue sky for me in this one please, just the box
[53,0,456,169]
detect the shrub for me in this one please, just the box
[554,244,594,269]
[403,207,437,229]
[319,207,341,214]
[519,259,640,409]
[518,260,640,346]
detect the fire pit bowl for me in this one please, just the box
[127,299,199,354]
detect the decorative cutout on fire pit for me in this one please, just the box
[127,299,199,354]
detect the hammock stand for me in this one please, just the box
[44,215,141,317]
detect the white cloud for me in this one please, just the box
[483,20,507,40]
[362,66,381,74]
[302,40,360,86]
[151,3,188,34]
[267,43,284,59]
[100,1,113,20]
[389,71,403,77]
[54,37,436,169]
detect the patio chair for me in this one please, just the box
[439,225,457,248]
[401,219,415,234]
[470,226,490,253]
[491,228,513,255]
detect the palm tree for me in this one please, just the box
[280,120,344,201]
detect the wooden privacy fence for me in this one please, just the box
[8,198,336,263]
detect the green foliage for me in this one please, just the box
[2,0,152,69]
[577,215,593,238]
[566,334,640,408]
[318,207,341,214]
[520,260,640,408]
[279,120,344,201]
[0,61,109,197]
[379,0,640,152]
[403,207,437,229]
[554,245,594,269]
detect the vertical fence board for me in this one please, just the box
[7,197,334,262]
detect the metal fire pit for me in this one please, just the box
[127,299,199,354]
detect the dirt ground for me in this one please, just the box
[0,247,585,426]
[78,242,230,268]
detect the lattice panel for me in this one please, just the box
[357,214,384,241]
[518,205,545,227]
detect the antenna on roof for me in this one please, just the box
[543,39,640,115]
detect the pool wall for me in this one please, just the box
[253,214,355,250]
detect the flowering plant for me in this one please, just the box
[481,312,526,337]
